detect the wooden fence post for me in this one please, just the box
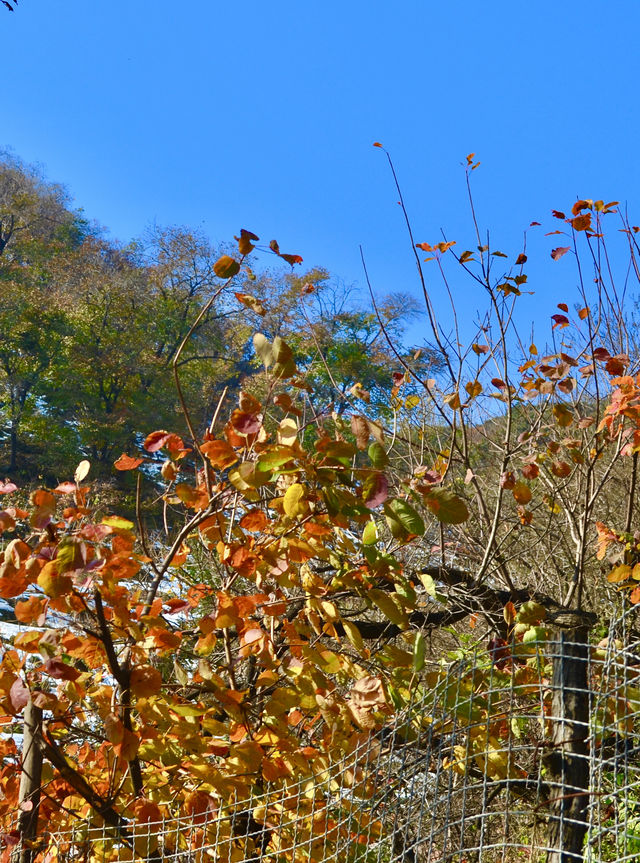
[544,616,593,863]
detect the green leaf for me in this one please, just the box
[384,498,425,538]
[369,589,409,627]
[424,489,469,524]
[368,442,388,469]
[413,632,426,671]
[362,520,378,546]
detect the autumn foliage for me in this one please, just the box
[3,168,640,860]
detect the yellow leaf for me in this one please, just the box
[607,564,632,584]
[37,561,72,598]
[342,620,364,652]
[277,417,298,446]
[283,483,306,518]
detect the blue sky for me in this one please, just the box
[3,0,640,346]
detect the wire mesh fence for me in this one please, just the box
[8,607,640,863]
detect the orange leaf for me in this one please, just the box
[114,453,144,471]
[201,439,238,469]
[280,253,303,266]
[14,597,46,624]
[572,199,592,215]
[503,602,517,627]
[130,665,162,697]
[235,228,259,255]
[239,509,268,532]
[512,482,532,505]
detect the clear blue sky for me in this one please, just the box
[3,0,640,346]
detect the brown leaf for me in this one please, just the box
[551,461,571,478]
[551,247,570,261]
[350,676,387,710]
[571,214,592,232]
[213,255,241,279]
[503,601,517,627]
[351,415,370,450]
[572,199,592,215]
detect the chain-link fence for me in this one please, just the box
[8,607,640,863]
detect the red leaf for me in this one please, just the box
[500,471,516,490]
[143,431,172,453]
[551,314,569,329]
[557,303,568,312]
[54,482,77,494]
[231,411,262,435]
[551,247,570,261]
[9,678,29,713]
[44,658,80,681]
[592,347,611,361]
[551,210,566,219]
[363,472,389,509]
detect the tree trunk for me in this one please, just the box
[544,624,590,863]
[13,700,43,863]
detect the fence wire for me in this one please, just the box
[8,610,640,863]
